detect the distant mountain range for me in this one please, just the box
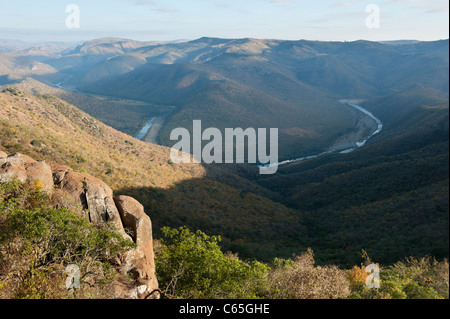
[4,36,447,160]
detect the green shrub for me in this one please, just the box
[30,140,42,147]
[3,88,20,95]
[0,180,135,298]
[156,226,269,299]
[348,257,449,299]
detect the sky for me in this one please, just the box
[0,0,448,43]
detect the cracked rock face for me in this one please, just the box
[0,151,158,299]
[59,171,127,237]
[114,195,158,296]
[50,163,71,185]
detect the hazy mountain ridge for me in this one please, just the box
[69,38,449,96]
[0,53,62,85]
[58,37,449,160]
[0,39,76,61]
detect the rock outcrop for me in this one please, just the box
[114,195,158,298]
[50,163,71,185]
[58,171,130,240]
[0,153,53,192]
[0,151,158,299]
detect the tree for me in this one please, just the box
[156,226,268,299]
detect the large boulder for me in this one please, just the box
[25,160,54,192]
[114,195,158,298]
[0,152,158,299]
[59,171,130,240]
[0,159,27,184]
[1,153,36,165]
[0,153,53,193]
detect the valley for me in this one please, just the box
[0,37,448,268]
[135,113,172,144]
[267,100,382,168]
[143,116,169,144]
[135,117,158,141]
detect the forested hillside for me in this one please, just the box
[0,87,308,261]
[257,87,449,265]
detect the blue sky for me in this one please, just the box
[0,0,448,43]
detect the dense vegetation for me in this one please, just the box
[1,180,447,299]
[0,180,135,299]
[1,81,448,267]
[256,87,449,266]
[155,226,449,299]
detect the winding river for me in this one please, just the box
[134,117,158,140]
[343,101,383,147]
[52,81,173,144]
[134,100,383,168]
[54,80,383,167]
[265,100,383,168]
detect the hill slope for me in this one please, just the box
[0,85,308,261]
[256,87,449,265]
[0,53,61,85]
